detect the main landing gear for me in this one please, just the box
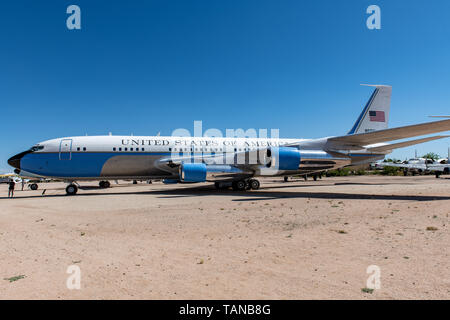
[248,179,260,190]
[66,180,110,195]
[215,179,260,191]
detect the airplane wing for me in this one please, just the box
[328,119,450,149]
[367,135,449,153]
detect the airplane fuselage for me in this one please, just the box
[8,135,381,181]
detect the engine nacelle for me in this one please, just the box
[265,147,301,171]
[179,163,207,182]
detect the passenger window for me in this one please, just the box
[124,148,127,151]
[113,147,116,151]
[77,147,80,151]
[83,147,86,151]
[130,148,133,151]
[169,148,172,151]
[141,148,144,151]
[119,148,122,151]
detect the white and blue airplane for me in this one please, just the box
[8,85,450,195]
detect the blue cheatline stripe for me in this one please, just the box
[19,151,235,178]
[347,88,379,135]
[21,152,119,177]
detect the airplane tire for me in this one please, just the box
[233,180,246,191]
[249,179,260,190]
[284,176,288,182]
[30,183,38,190]
[100,181,111,188]
[237,180,246,191]
[66,184,78,195]
[313,175,317,181]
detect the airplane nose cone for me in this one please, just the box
[7,151,28,170]
[8,156,20,169]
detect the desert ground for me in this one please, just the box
[0,175,449,299]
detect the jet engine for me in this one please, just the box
[265,147,301,171]
[179,163,207,182]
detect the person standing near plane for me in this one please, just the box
[8,179,15,198]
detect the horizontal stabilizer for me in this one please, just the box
[367,135,449,153]
[329,119,450,148]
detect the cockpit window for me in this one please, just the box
[30,145,44,152]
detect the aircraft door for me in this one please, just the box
[59,139,72,160]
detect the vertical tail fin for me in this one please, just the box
[348,84,392,135]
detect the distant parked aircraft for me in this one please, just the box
[373,158,434,175]
[373,148,450,177]
[0,169,46,190]
[0,173,22,184]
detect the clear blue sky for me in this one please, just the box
[1,0,450,172]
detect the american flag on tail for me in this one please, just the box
[369,110,385,122]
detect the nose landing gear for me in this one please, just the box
[99,181,111,188]
[66,184,78,195]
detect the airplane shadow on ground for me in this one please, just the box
[2,183,450,202]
